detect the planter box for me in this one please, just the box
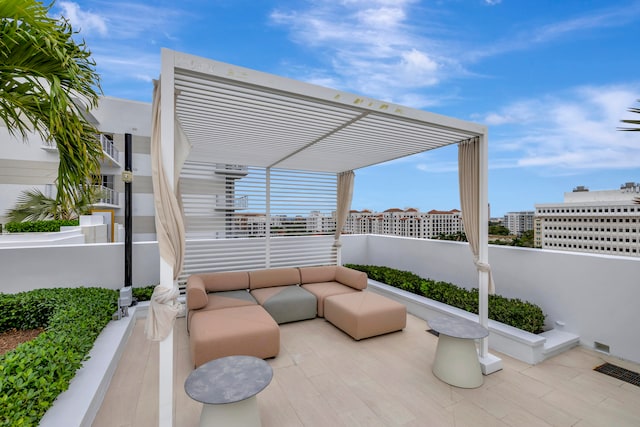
[367,280,579,365]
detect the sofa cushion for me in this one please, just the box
[299,265,337,284]
[300,281,358,317]
[189,305,280,367]
[249,267,300,290]
[187,290,258,332]
[324,291,406,340]
[251,285,317,324]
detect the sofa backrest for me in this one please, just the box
[249,267,300,290]
[299,265,337,284]
[198,271,250,292]
[186,271,250,310]
[335,266,368,290]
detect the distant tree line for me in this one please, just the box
[435,222,536,248]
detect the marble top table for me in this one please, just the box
[428,316,489,340]
[428,316,488,389]
[185,355,273,426]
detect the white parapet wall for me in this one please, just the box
[0,241,160,293]
[342,234,640,365]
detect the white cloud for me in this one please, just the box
[481,84,640,171]
[50,1,187,100]
[58,1,108,36]
[270,0,458,106]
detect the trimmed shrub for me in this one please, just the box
[0,287,118,426]
[346,264,545,334]
[132,285,156,302]
[4,220,79,233]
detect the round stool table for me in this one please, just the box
[184,355,273,427]
[428,316,489,389]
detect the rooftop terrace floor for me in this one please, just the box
[93,312,640,427]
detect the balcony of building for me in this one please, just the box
[90,184,119,208]
[99,133,121,168]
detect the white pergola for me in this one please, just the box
[152,48,500,427]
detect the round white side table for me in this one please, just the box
[428,316,489,389]
[184,355,273,427]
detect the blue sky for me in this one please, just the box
[55,0,640,217]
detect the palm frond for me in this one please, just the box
[1,0,103,207]
[619,100,640,131]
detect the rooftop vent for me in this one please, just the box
[573,186,589,192]
[594,363,640,387]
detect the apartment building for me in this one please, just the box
[0,97,155,241]
[503,211,535,236]
[535,183,640,257]
[344,208,463,239]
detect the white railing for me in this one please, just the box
[92,185,118,206]
[99,134,120,165]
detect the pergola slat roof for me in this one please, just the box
[167,50,486,173]
[154,51,496,427]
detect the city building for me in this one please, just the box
[345,208,463,239]
[535,182,640,257]
[0,97,155,241]
[503,211,535,236]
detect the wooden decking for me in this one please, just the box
[93,313,640,426]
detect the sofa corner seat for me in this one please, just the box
[249,267,317,324]
[299,265,368,317]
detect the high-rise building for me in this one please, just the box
[344,208,463,239]
[503,211,535,236]
[535,183,640,257]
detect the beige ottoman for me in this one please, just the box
[324,291,407,340]
[189,305,280,367]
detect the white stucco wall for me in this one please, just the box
[0,241,159,293]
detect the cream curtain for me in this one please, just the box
[458,137,495,294]
[145,79,189,341]
[334,170,355,248]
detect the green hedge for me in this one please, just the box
[345,264,545,334]
[0,287,118,426]
[132,285,155,302]
[4,220,80,233]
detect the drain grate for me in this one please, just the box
[426,329,439,337]
[594,363,640,387]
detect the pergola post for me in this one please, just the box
[477,133,503,375]
[158,50,175,427]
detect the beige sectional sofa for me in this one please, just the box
[186,265,406,367]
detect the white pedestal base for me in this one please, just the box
[432,334,484,388]
[200,395,260,427]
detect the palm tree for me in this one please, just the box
[5,187,99,222]
[619,99,640,204]
[0,0,103,217]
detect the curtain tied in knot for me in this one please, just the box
[474,258,491,273]
[144,284,184,341]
